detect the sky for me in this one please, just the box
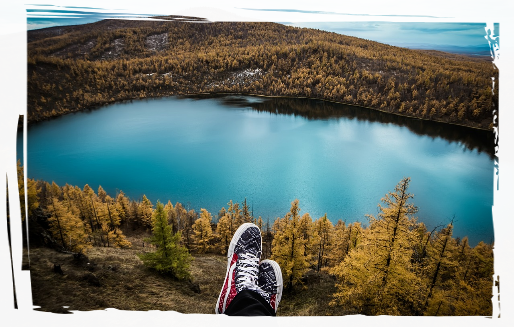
[0,0,514,47]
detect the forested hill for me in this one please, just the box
[28,19,497,130]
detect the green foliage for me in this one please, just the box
[138,201,191,279]
[0,145,38,227]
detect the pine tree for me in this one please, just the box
[192,208,214,253]
[0,145,38,227]
[271,199,310,290]
[138,201,191,279]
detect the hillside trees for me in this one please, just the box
[27,20,497,130]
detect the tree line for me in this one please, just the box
[27,20,498,130]
[21,165,492,315]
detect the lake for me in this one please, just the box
[19,95,494,245]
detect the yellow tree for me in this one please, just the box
[192,208,214,253]
[216,213,231,255]
[139,195,154,229]
[164,200,178,233]
[104,195,131,248]
[327,219,347,267]
[0,145,38,227]
[331,178,423,315]
[271,199,310,290]
[46,182,91,253]
[314,214,333,271]
[298,212,318,268]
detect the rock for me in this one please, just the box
[82,272,101,287]
[53,264,64,275]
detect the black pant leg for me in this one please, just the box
[224,290,276,316]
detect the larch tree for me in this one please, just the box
[271,199,310,290]
[298,212,318,268]
[138,201,191,280]
[164,200,178,233]
[46,182,91,253]
[314,214,333,272]
[104,195,131,248]
[115,191,130,228]
[327,219,348,266]
[0,145,38,227]
[192,208,214,253]
[331,177,423,315]
[139,195,154,229]
[216,213,231,255]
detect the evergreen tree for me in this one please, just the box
[138,201,191,279]
[0,145,38,227]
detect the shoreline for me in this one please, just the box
[24,92,495,133]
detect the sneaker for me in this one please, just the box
[257,259,283,313]
[215,223,262,314]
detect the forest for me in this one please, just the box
[19,160,493,316]
[22,18,495,315]
[27,19,498,130]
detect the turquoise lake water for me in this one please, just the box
[19,96,494,245]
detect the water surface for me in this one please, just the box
[20,96,494,245]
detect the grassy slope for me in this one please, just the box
[29,231,342,315]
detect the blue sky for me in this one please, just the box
[0,0,514,47]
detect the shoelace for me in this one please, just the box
[236,252,260,290]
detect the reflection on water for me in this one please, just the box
[188,94,495,159]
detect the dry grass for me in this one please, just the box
[29,232,343,315]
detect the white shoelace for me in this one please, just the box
[236,252,260,290]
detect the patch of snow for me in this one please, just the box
[145,33,168,52]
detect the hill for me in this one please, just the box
[27,19,497,130]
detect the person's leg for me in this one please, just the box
[215,223,283,316]
[224,259,284,316]
[224,289,276,316]
[215,223,263,314]
[256,259,283,313]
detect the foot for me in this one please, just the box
[215,223,262,314]
[257,259,283,313]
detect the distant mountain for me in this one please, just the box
[27,19,497,130]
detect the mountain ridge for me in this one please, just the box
[0,7,514,134]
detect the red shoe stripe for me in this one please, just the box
[219,253,238,313]
[270,293,276,311]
